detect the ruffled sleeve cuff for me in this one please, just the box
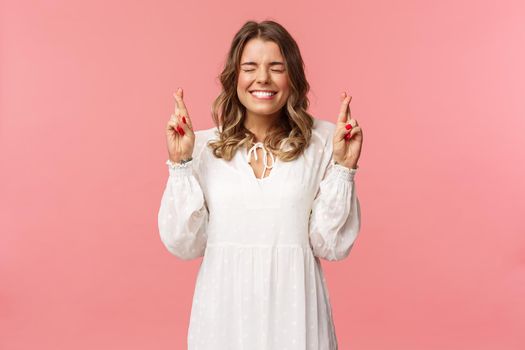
[330,160,358,182]
[166,159,194,177]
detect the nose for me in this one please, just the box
[256,67,270,84]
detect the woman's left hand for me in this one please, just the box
[333,91,363,169]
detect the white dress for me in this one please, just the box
[158,118,361,350]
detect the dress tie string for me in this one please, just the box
[247,142,275,180]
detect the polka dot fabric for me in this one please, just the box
[158,118,361,349]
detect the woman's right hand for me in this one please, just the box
[166,87,195,162]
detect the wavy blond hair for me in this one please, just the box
[208,20,314,162]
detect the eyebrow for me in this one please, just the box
[241,61,285,67]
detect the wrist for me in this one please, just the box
[169,154,193,163]
[334,159,358,170]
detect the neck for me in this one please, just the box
[244,111,280,143]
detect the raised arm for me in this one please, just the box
[157,87,209,260]
[309,92,364,261]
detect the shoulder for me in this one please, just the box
[194,126,220,147]
[192,126,220,159]
[311,118,336,148]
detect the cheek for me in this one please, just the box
[237,75,250,89]
[277,79,290,97]
[276,76,289,91]
[236,79,247,97]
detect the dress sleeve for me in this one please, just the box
[308,141,361,261]
[157,132,209,260]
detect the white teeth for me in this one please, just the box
[251,91,276,97]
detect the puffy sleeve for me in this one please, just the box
[157,131,209,260]
[308,138,361,261]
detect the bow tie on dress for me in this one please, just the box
[247,142,276,179]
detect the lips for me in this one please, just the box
[250,90,277,100]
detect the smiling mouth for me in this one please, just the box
[250,90,277,99]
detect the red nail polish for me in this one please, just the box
[182,116,186,124]
[345,133,351,140]
[345,124,353,130]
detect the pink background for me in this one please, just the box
[1,0,524,349]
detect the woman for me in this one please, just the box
[158,20,363,350]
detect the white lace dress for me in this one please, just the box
[158,118,361,350]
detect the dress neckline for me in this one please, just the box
[242,141,278,182]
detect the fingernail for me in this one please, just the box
[177,126,183,135]
[345,133,351,140]
[345,124,353,130]
[182,116,186,124]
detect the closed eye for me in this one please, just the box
[243,69,284,73]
